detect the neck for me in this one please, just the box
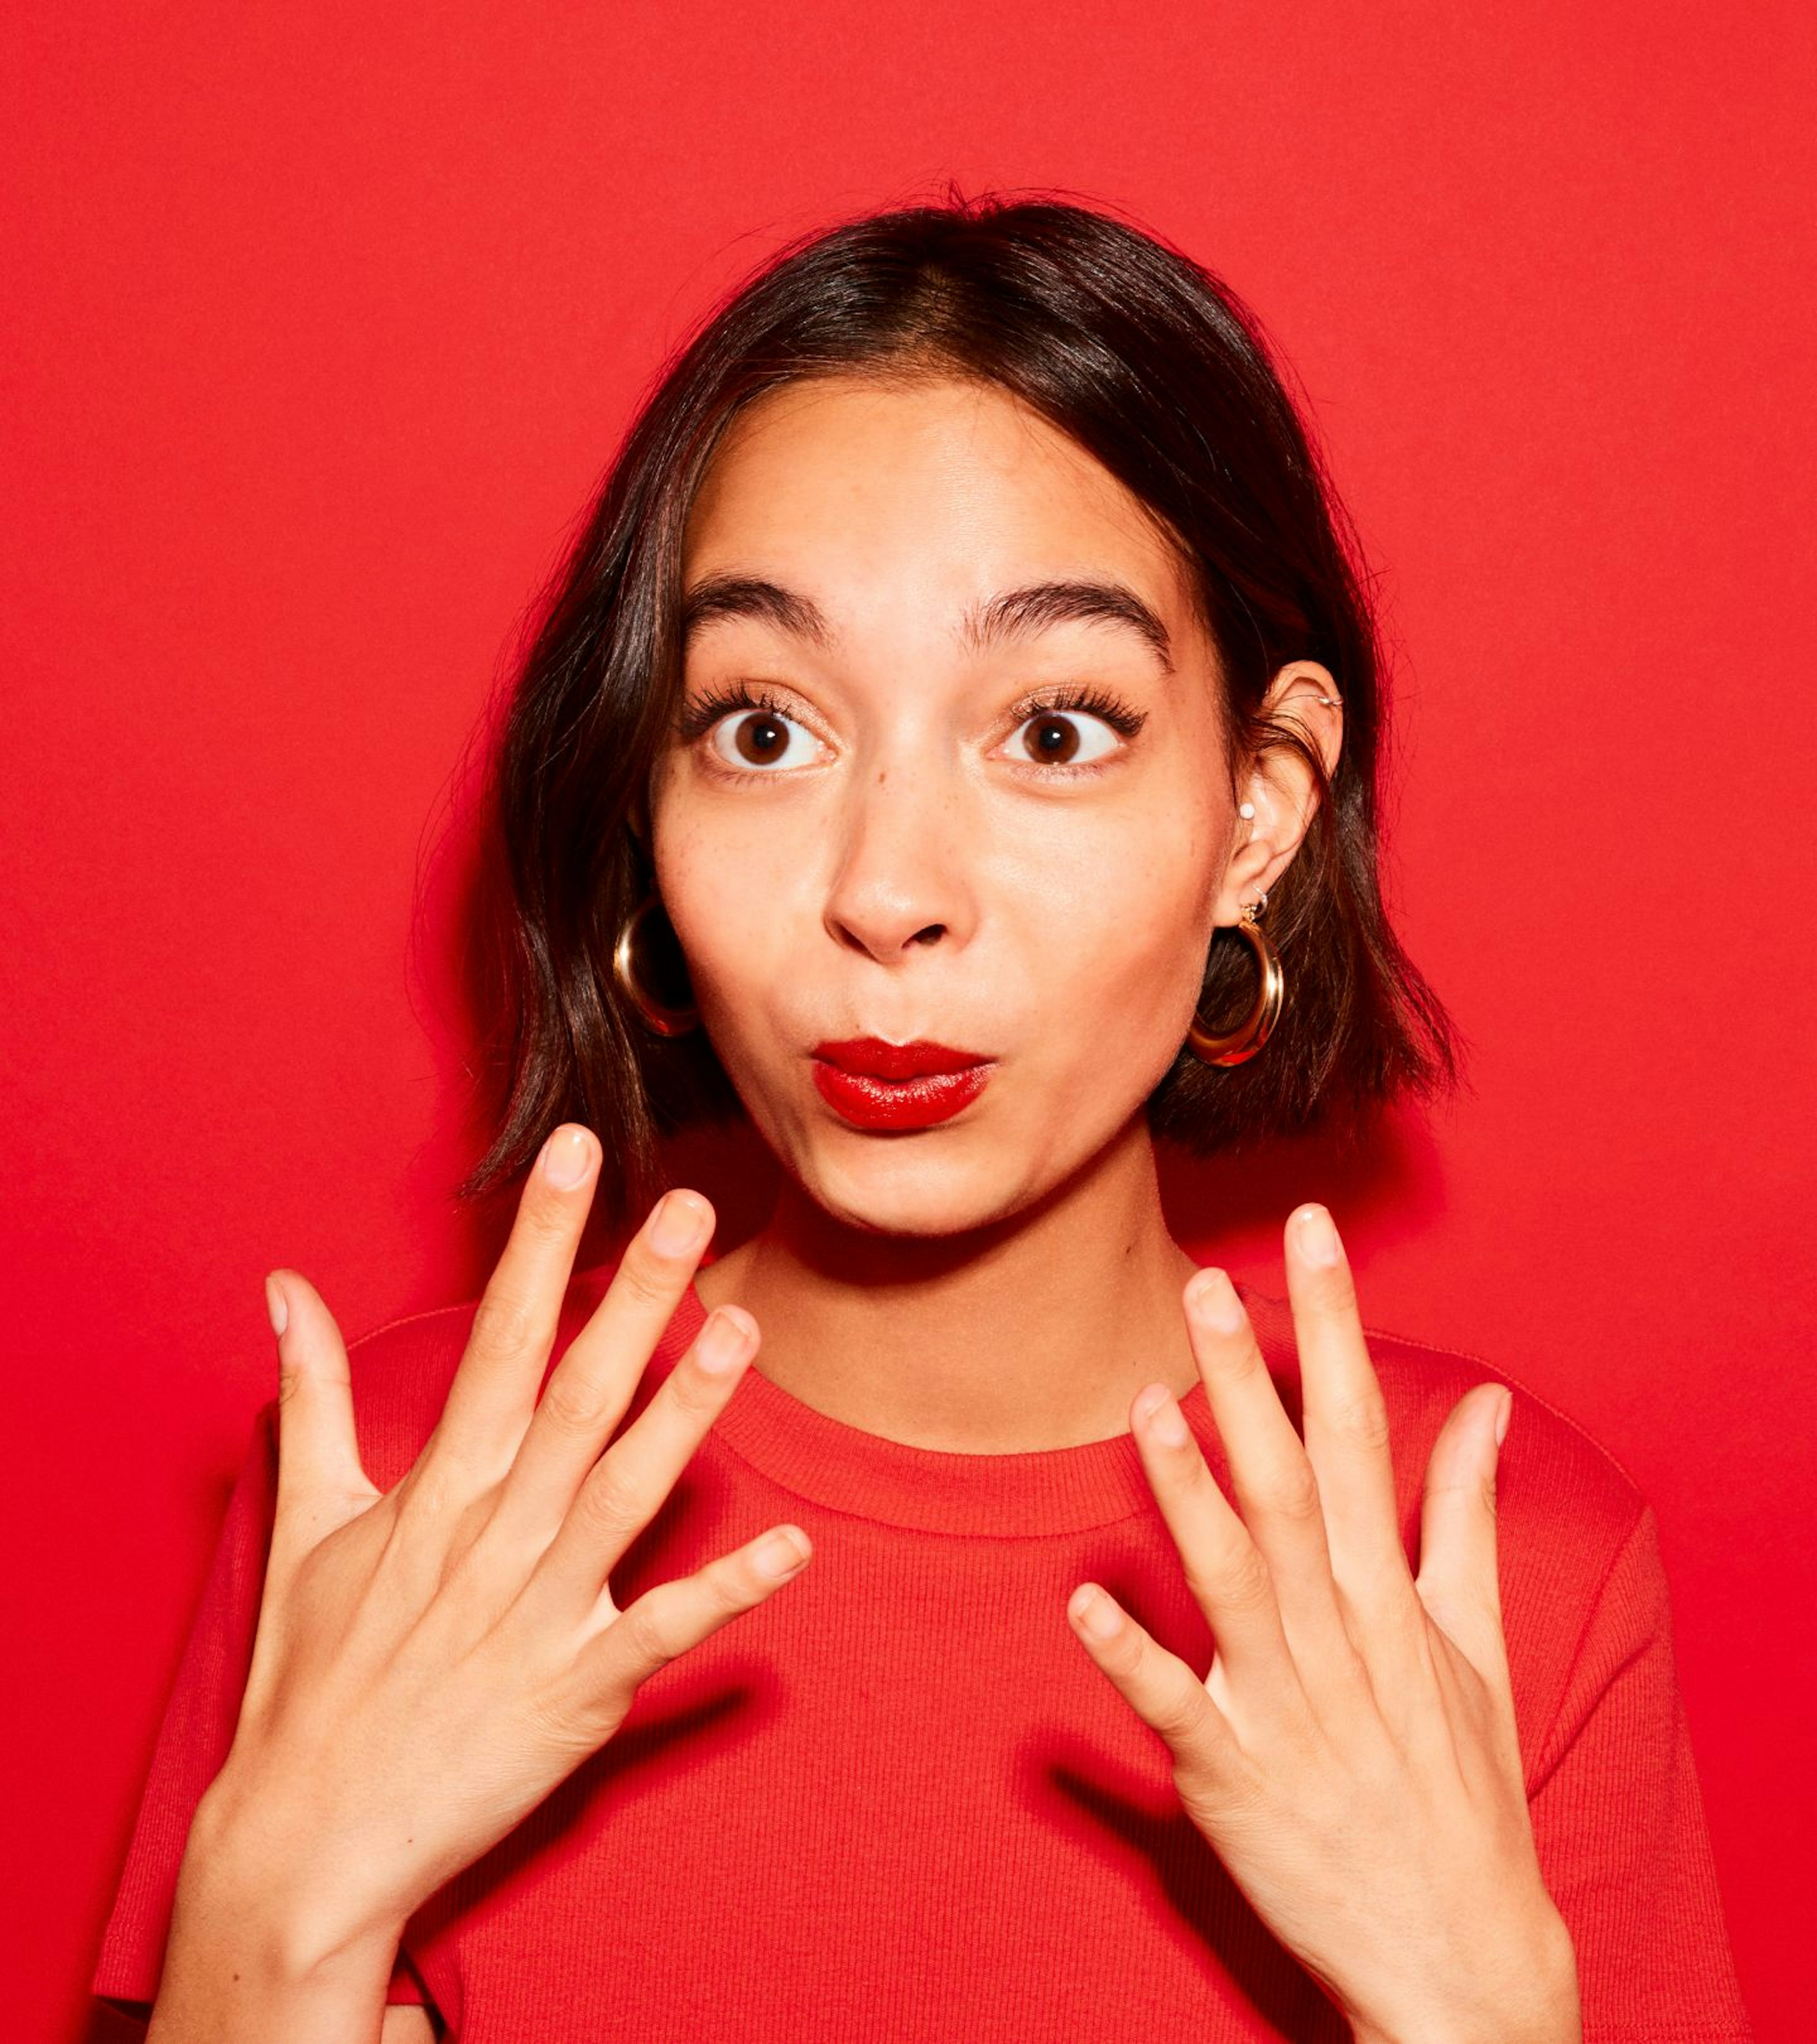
[690,1118,1205,1453]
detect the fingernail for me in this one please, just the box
[755,1527,810,1577]
[651,1189,710,1256]
[1135,1383,1191,1447]
[1494,1389,1514,1447]
[264,1274,288,1339]
[697,1308,750,1374]
[1296,1204,1342,1267]
[1072,1586,1124,1639]
[1188,1267,1244,1334]
[540,1127,594,1190]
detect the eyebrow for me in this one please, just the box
[679,572,1174,673]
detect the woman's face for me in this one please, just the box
[647,372,1243,1239]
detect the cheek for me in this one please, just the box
[1009,807,1218,1025]
[651,802,805,1025]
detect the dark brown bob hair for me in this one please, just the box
[455,187,1461,1235]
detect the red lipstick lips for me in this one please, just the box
[811,1037,994,1131]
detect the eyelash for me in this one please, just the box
[676,680,1147,776]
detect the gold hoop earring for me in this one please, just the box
[612,894,700,1037]
[1185,893,1285,1066]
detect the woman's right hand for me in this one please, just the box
[188,1122,810,1974]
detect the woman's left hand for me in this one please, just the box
[1067,1203,1582,2044]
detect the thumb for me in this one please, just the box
[264,1269,379,1577]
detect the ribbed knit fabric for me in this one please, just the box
[93,1266,1754,2041]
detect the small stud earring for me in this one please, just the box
[1238,802,1255,819]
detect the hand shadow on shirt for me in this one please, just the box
[1030,1734,1352,2044]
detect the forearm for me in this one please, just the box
[145,1788,405,2044]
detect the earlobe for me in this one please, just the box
[1214,829,1284,927]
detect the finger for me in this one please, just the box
[432,1125,602,1480]
[1066,1581,1242,1784]
[1284,1205,1427,1665]
[1127,1378,1310,1710]
[489,1184,718,1546]
[576,1521,812,1721]
[517,1299,756,1624]
[1182,1266,1354,1678]
[1414,1383,1515,1692]
[264,1269,379,1581]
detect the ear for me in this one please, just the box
[1213,661,1344,925]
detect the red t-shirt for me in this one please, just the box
[93,1267,1754,2041]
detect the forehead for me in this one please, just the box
[681,373,1193,618]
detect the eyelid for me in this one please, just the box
[679,680,824,752]
[677,679,1147,775]
[692,686,829,774]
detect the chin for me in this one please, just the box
[789,1133,1038,1241]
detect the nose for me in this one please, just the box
[821,756,978,965]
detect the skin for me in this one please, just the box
[662,372,1338,1452]
[150,374,1578,2043]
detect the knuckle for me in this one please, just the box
[1330,1387,1392,1455]
[1264,1463,1323,1526]
[395,1456,458,1530]
[467,1288,542,1361]
[666,1363,723,1424]
[1311,1257,1361,1313]
[517,1183,579,1244]
[536,1372,611,1442]
[1219,1341,1268,1390]
[418,1420,512,1500]
[710,1549,763,1616]
[613,1248,684,1310]
[574,1458,649,1542]
[611,1595,678,1674]
[1148,1674,1207,1746]
[1174,1455,1219,1508]
[1217,1545,1278,1619]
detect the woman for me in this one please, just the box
[95,195,1753,2042]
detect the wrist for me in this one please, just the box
[1348,1903,1581,2044]
[179,1773,408,1983]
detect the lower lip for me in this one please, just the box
[811,1059,994,1131]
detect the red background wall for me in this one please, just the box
[5,4,1810,2037]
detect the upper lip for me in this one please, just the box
[813,1037,992,1078]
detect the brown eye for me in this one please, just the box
[734,712,788,764]
[706,705,817,773]
[1011,710,1121,767]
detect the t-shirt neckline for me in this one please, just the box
[610,1268,1288,1540]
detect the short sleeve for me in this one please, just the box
[1526,1501,1753,2040]
[91,1397,430,2020]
